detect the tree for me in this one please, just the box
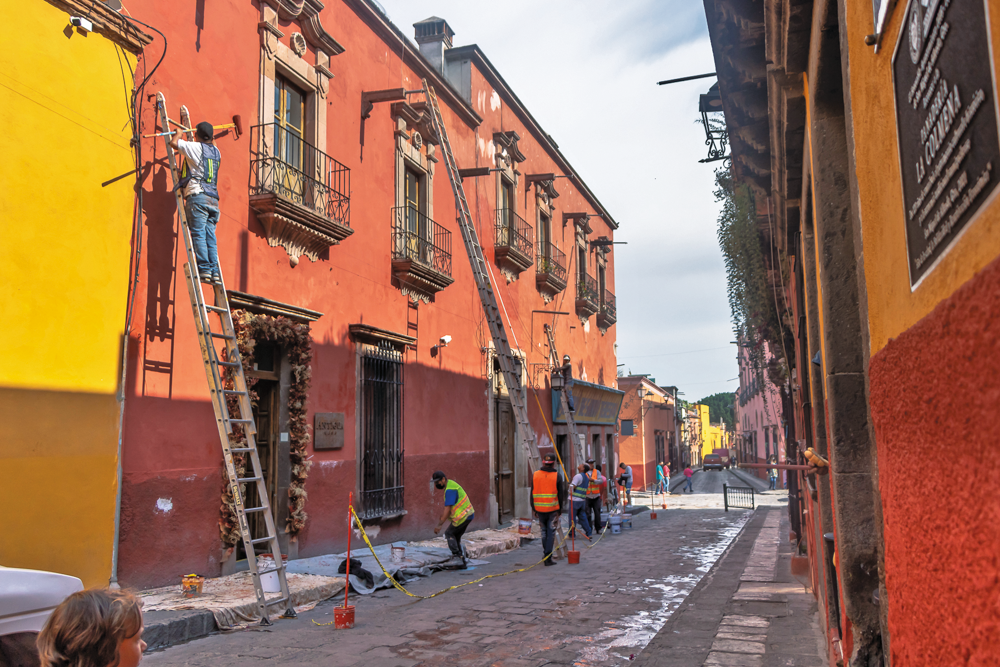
[697,392,735,427]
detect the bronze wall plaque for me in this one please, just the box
[314,412,345,450]
[892,0,1000,286]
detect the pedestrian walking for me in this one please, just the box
[432,471,474,567]
[170,121,223,284]
[768,454,778,490]
[569,463,593,538]
[655,462,666,494]
[531,453,565,565]
[618,462,634,506]
[663,463,671,494]
[37,588,146,667]
[585,458,604,532]
[683,465,694,493]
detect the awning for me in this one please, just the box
[553,380,624,425]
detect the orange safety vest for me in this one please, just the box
[532,469,560,512]
[586,469,601,497]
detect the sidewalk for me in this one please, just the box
[634,506,825,667]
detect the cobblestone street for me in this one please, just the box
[144,490,794,667]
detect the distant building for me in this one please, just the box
[733,341,785,482]
[616,376,675,488]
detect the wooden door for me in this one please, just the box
[494,400,516,523]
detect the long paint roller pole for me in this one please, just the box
[345,492,353,610]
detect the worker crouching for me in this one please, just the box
[432,471,474,569]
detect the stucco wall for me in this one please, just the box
[0,1,135,586]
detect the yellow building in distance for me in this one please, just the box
[0,1,148,586]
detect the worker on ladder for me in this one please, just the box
[170,121,222,284]
[432,471,474,568]
[561,355,576,412]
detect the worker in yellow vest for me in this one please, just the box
[432,471,474,567]
[531,453,566,565]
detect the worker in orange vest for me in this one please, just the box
[531,453,566,565]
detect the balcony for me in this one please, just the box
[576,273,599,320]
[597,288,617,330]
[535,242,567,303]
[391,206,454,302]
[494,208,533,280]
[249,124,352,262]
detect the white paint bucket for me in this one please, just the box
[609,515,622,535]
[257,554,287,593]
[622,514,633,530]
[391,545,406,563]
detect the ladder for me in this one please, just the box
[155,93,294,624]
[423,81,569,551]
[543,324,587,470]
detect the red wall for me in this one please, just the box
[869,254,1000,665]
[118,0,617,588]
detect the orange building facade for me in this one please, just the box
[111,1,620,588]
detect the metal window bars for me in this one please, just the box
[577,273,599,307]
[391,206,453,277]
[602,289,617,320]
[359,341,405,520]
[495,207,533,258]
[535,242,567,282]
[249,123,351,226]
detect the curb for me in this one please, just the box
[142,609,217,652]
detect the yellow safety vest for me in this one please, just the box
[446,480,474,526]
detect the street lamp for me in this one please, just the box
[698,82,729,164]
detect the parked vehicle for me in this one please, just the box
[712,448,731,469]
[703,454,724,471]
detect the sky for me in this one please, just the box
[379,0,738,401]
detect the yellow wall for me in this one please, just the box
[0,1,135,586]
[841,0,1000,355]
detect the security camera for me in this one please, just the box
[439,335,452,347]
[70,16,94,32]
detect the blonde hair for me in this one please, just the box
[37,589,143,667]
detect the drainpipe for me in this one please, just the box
[109,331,130,589]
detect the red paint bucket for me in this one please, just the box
[650,512,657,520]
[334,605,355,629]
[567,550,580,564]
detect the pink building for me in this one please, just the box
[734,341,785,484]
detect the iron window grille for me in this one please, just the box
[391,206,453,277]
[578,273,599,307]
[495,207,533,258]
[536,242,567,282]
[602,289,617,320]
[249,123,351,225]
[359,341,404,519]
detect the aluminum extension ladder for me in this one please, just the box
[543,324,587,469]
[155,92,294,624]
[424,81,577,553]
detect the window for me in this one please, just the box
[359,341,404,519]
[538,210,551,254]
[578,247,587,282]
[621,419,634,436]
[404,166,424,235]
[500,180,514,228]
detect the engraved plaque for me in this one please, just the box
[892,0,1000,286]
[314,412,345,450]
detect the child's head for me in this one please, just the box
[37,589,145,667]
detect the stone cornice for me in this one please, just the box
[45,0,152,53]
[227,290,323,322]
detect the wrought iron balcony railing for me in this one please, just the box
[577,273,599,307]
[536,242,567,282]
[495,208,533,259]
[249,123,350,226]
[601,289,617,321]
[392,206,452,278]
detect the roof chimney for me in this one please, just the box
[413,16,454,74]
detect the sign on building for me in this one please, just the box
[892,0,1000,287]
[313,412,345,450]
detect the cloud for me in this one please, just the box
[380,0,735,398]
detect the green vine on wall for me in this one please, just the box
[714,169,784,395]
[219,310,313,550]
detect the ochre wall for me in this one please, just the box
[839,0,1000,663]
[0,2,134,586]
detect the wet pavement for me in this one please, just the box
[143,489,788,667]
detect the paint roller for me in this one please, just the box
[144,115,243,139]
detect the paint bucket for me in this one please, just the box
[391,545,406,563]
[609,515,622,535]
[649,511,657,520]
[567,550,580,564]
[334,604,355,629]
[181,574,204,598]
[600,512,609,525]
[257,554,288,593]
[518,518,532,535]
[622,514,632,530]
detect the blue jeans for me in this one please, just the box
[186,194,220,277]
[683,476,693,492]
[537,511,558,558]
[571,501,592,537]
[769,476,777,490]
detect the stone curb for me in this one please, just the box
[143,609,217,652]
